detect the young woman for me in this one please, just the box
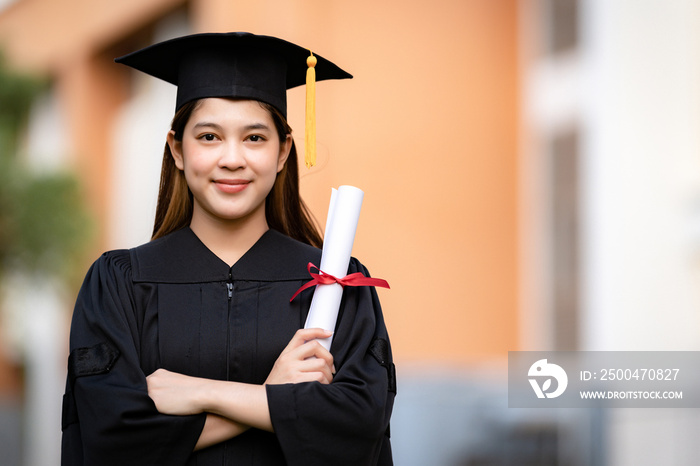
[61,33,395,466]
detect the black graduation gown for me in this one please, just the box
[61,227,395,466]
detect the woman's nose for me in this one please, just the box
[218,142,246,169]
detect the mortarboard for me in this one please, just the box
[115,32,352,167]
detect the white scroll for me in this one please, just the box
[303,185,364,351]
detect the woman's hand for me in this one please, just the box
[146,328,334,435]
[148,368,272,432]
[265,328,335,386]
[147,368,205,416]
[147,370,252,448]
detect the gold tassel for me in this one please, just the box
[305,51,317,168]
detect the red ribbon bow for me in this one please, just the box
[289,262,390,302]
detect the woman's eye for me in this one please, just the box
[247,134,265,142]
[197,133,218,142]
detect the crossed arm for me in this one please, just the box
[146,328,334,450]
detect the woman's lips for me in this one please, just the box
[214,179,250,193]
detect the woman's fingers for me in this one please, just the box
[265,328,335,385]
[282,328,332,353]
[295,350,334,384]
[147,368,204,415]
[266,345,333,384]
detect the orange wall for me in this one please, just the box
[0,0,184,72]
[0,0,519,364]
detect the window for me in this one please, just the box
[544,0,579,55]
[550,129,580,350]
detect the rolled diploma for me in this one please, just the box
[304,185,364,351]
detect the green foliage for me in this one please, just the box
[0,53,46,156]
[0,162,93,283]
[0,53,93,285]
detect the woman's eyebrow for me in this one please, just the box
[191,122,271,131]
[192,121,223,131]
[243,122,272,131]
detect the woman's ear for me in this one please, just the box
[167,130,185,170]
[277,134,293,173]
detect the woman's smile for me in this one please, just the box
[213,178,250,194]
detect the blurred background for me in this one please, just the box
[1,0,700,464]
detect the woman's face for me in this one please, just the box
[168,98,291,227]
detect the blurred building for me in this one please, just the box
[0,0,699,465]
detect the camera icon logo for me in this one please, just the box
[528,359,568,399]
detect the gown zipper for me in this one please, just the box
[225,269,234,464]
[226,271,233,379]
[227,270,233,300]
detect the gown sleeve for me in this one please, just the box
[61,251,206,466]
[266,259,396,466]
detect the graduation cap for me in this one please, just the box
[115,32,352,167]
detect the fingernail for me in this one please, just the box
[332,365,337,374]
